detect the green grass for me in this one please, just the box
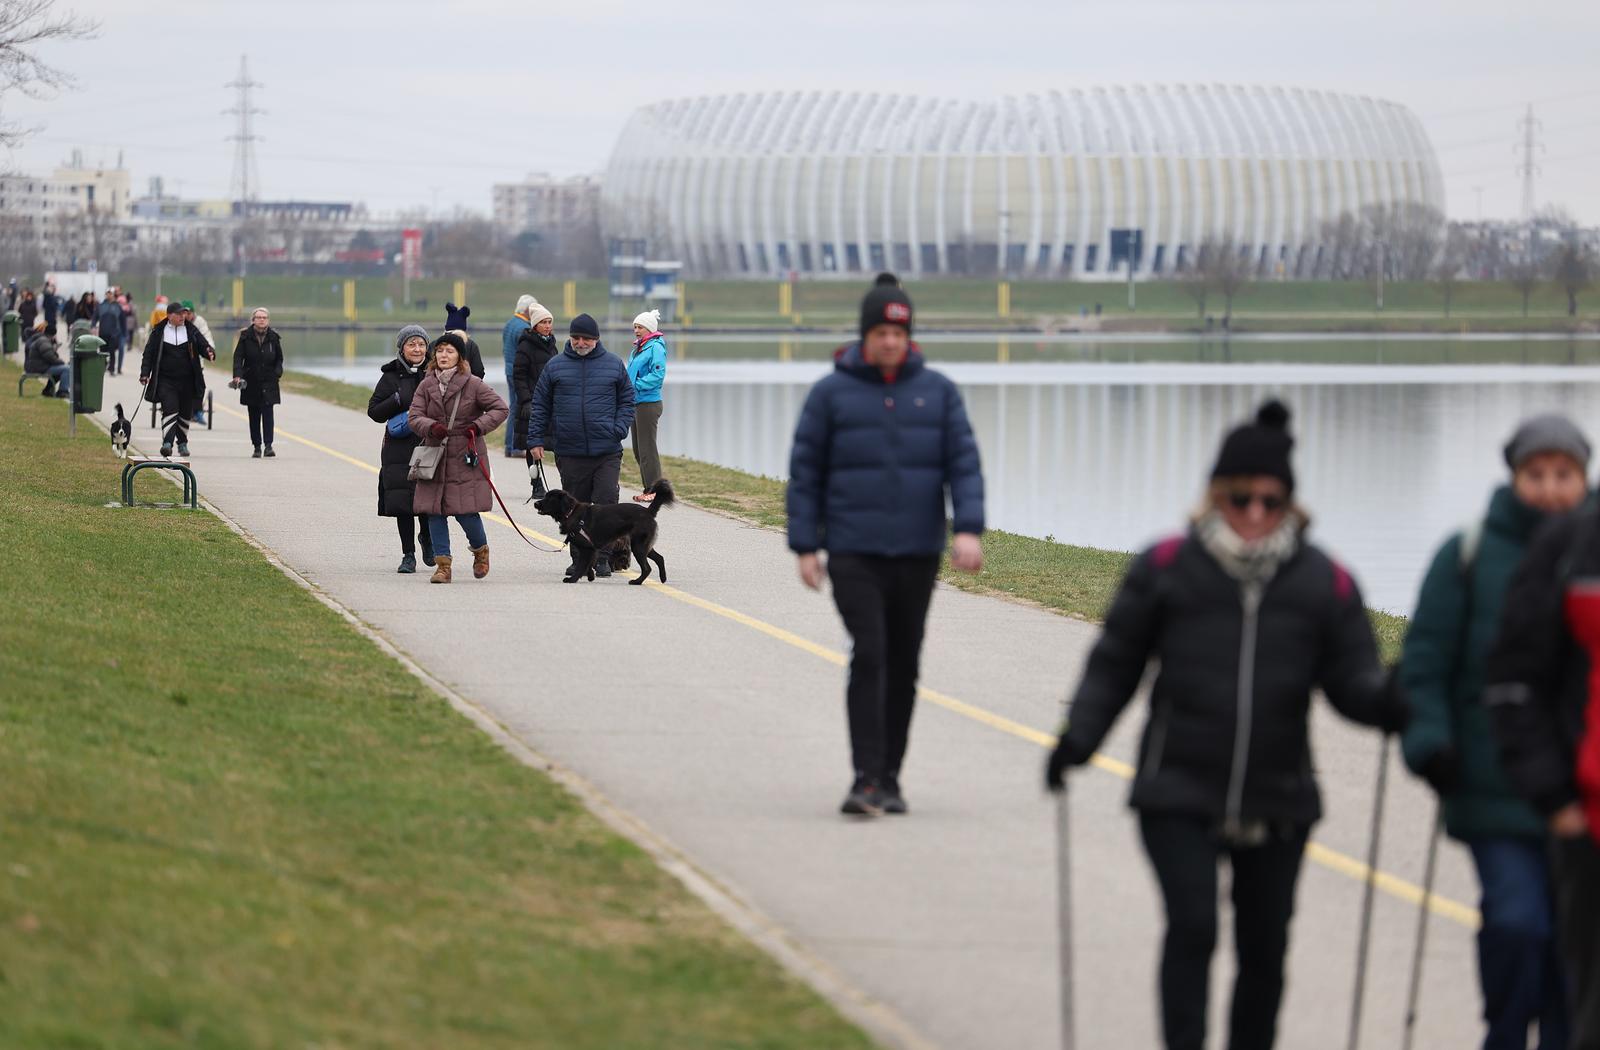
[281,368,373,413]
[0,361,871,1050]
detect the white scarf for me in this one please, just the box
[1195,509,1303,585]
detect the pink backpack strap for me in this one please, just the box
[1330,558,1354,603]
[1152,534,1186,570]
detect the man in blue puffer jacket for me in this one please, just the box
[788,273,986,817]
[528,312,636,578]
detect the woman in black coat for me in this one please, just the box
[1045,401,1408,1050]
[231,308,284,457]
[511,302,559,452]
[367,324,433,574]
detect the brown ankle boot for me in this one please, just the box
[430,555,453,584]
[471,544,490,579]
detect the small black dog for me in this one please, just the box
[534,479,675,584]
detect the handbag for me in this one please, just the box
[407,385,462,482]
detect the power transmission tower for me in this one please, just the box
[225,55,264,210]
[1515,103,1543,243]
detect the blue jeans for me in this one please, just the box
[1468,836,1569,1050]
[427,513,487,558]
[502,345,518,453]
[41,363,70,395]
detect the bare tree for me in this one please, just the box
[1180,245,1209,319]
[1507,255,1542,318]
[1433,225,1472,318]
[0,0,98,151]
[1549,242,1594,318]
[426,218,513,279]
[1195,236,1252,326]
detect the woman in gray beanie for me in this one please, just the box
[366,324,435,573]
[1399,412,1590,1048]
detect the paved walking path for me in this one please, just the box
[94,372,1483,1048]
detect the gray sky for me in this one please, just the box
[4,0,1598,222]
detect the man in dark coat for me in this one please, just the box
[1487,503,1600,1048]
[95,295,125,374]
[787,273,985,816]
[138,301,215,457]
[231,307,284,457]
[527,312,635,579]
[24,324,69,398]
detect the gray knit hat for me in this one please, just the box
[1504,414,1592,471]
[395,324,428,352]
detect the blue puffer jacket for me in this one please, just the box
[527,341,636,457]
[787,344,984,557]
[627,334,667,404]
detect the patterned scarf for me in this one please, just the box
[1194,508,1303,585]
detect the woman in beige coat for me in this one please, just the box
[407,333,508,583]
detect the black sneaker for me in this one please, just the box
[160,444,173,457]
[880,775,909,815]
[176,443,190,457]
[397,554,417,574]
[252,446,262,459]
[263,446,275,458]
[840,775,883,817]
[594,558,612,579]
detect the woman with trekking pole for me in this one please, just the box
[1044,400,1408,1050]
[368,324,435,574]
[1398,415,1587,1050]
[406,332,507,584]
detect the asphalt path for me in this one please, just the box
[92,367,1485,1049]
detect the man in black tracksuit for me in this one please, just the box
[787,273,986,817]
[1487,506,1600,1048]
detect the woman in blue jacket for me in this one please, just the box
[627,308,668,502]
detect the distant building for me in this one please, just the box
[604,86,1447,279]
[492,173,604,274]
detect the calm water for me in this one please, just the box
[284,331,1600,613]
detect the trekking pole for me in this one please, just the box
[1055,784,1076,1050]
[1346,732,1392,1050]
[1400,801,1444,1050]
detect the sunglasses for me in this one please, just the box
[1226,492,1287,512]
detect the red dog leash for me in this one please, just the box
[466,431,566,553]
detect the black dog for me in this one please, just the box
[534,479,674,584]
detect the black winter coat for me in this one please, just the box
[18,298,37,330]
[367,357,428,517]
[1486,507,1600,823]
[232,327,284,407]
[1058,529,1399,827]
[24,331,62,373]
[139,320,213,399]
[512,328,559,446]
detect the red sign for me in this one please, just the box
[401,228,423,279]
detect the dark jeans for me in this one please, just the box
[1468,836,1568,1050]
[1138,812,1309,1050]
[39,363,70,395]
[1552,834,1600,1050]
[426,513,486,559]
[556,451,623,572]
[826,554,940,781]
[247,403,276,448]
[395,513,431,556]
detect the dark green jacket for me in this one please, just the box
[1400,485,1552,840]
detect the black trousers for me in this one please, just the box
[1138,812,1309,1050]
[155,379,194,448]
[247,403,275,448]
[827,554,940,781]
[556,451,622,572]
[394,514,432,556]
[1552,834,1600,1049]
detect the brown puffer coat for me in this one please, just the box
[406,369,508,517]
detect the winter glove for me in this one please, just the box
[1420,746,1461,795]
[1378,666,1411,735]
[1045,734,1090,792]
[429,422,447,440]
[385,414,412,438]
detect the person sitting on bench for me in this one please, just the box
[24,322,69,399]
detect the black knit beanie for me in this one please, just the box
[1211,400,1295,493]
[859,272,913,338]
[569,313,600,339]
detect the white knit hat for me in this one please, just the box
[632,308,661,332]
[527,299,553,327]
[515,294,536,316]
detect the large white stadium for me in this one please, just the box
[601,86,1444,280]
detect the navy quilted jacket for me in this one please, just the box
[527,341,635,457]
[787,344,984,557]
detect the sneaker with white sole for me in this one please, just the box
[840,775,883,817]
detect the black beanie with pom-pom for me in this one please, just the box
[859,272,913,338]
[1211,399,1295,493]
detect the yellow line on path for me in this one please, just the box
[232,405,1481,929]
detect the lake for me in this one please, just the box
[280,331,1600,613]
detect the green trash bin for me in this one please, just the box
[71,336,106,415]
[2,311,18,356]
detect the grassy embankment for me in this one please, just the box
[0,362,870,1049]
[114,273,1598,333]
[279,369,1409,660]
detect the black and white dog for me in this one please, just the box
[534,479,674,584]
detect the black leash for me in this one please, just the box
[467,432,566,553]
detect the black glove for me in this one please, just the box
[1420,747,1461,795]
[1378,667,1411,735]
[1045,735,1087,792]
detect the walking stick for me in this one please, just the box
[1400,802,1444,1050]
[1056,785,1076,1050]
[1346,732,1392,1050]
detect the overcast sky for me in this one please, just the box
[3,0,1598,223]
